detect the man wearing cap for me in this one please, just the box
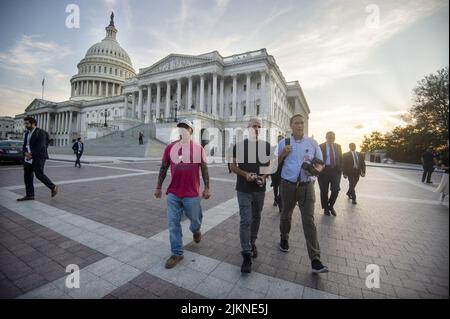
[276,114,328,273]
[229,117,272,273]
[154,119,211,269]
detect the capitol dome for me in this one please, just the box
[70,12,136,101]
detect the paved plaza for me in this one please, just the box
[0,159,448,299]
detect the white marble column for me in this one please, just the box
[99,81,103,97]
[188,77,193,109]
[165,81,171,118]
[106,82,109,97]
[55,113,59,133]
[123,95,128,117]
[260,71,266,115]
[219,77,224,118]
[199,75,205,112]
[156,82,161,120]
[246,73,251,116]
[212,74,218,116]
[76,112,81,132]
[207,78,212,113]
[177,79,181,110]
[146,84,152,123]
[138,87,143,120]
[68,111,73,133]
[232,74,237,118]
[131,92,136,118]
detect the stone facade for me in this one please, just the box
[15,13,310,147]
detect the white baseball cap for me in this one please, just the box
[177,119,194,130]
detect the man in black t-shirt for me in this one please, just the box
[421,148,437,183]
[229,118,273,273]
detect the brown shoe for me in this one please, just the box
[51,186,58,197]
[16,196,34,201]
[193,231,201,243]
[165,255,184,269]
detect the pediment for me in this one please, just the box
[139,54,214,76]
[25,99,55,112]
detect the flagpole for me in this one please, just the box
[41,77,45,100]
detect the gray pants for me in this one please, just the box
[280,179,321,262]
[237,191,265,254]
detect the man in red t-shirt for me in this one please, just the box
[154,119,211,269]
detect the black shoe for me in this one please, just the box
[324,209,331,216]
[426,181,433,184]
[241,253,252,273]
[193,231,201,243]
[352,199,357,205]
[346,192,352,199]
[51,186,58,198]
[251,244,258,258]
[312,259,328,273]
[329,207,337,216]
[17,196,34,201]
[279,239,289,252]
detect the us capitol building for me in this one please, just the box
[14,13,310,146]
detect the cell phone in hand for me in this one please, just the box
[285,138,290,146]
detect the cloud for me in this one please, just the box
[0,35,71,79]
[266,0,447,88]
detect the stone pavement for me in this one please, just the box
[0,159,448,299]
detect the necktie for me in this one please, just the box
[329,144,335,167]
[353,152,359,168]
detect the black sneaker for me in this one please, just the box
[311,259,328,273]
[241,253,252,273]
[324,209,331,216]
[279,239,289,252]
[251,244,258,258]
[329,207,337,216]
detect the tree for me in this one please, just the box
[411,67,449,141]
[361,131,386,152]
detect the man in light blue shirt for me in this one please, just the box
[275,114,328,273]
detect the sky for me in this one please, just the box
[0,0,448,149]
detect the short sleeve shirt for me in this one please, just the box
[162,140,207,198]
[232,139,272,193]
[275,136,323,183]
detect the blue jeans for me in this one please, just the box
[167,193,203,256]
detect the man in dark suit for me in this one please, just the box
[343,143,366,205]
[72,137,84,168]
[318,131,343,216]
[17,116,58,201]
[421,147,437,183]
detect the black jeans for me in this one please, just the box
[347,169,360,201]
[75,152,82,166]
[24,159,56,197]
[318,167,341,209]
[422,165,434,183]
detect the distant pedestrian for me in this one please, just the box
[72,137,84,168]
[138,132,144,145]
[421,148,437,183]
[342,143,366,205]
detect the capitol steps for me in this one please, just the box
[48,124,167,158]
